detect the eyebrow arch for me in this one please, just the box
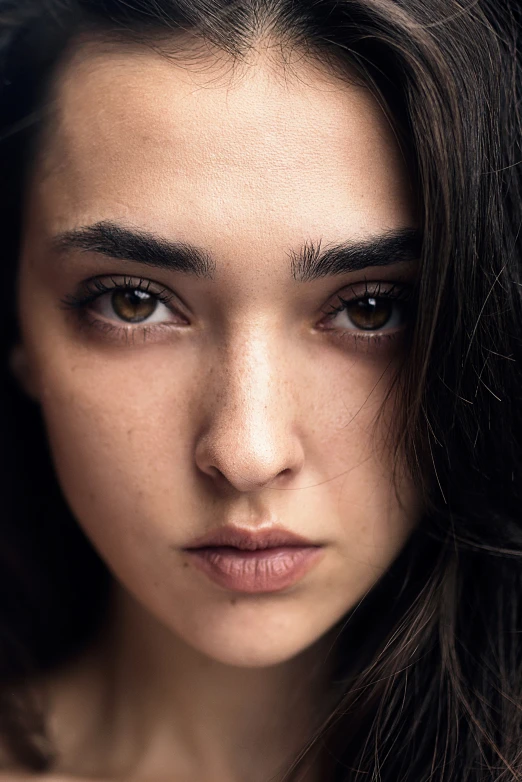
[52,221,421,282]
[290,228,421,282]
[53,221,216,279]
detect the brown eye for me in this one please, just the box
[346,297,394,330]
[111,290,157,323]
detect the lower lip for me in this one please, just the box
[184,545,324,593]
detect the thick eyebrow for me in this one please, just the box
[289,228,421,282]
[52,221,420,282]
[52,221,216,279]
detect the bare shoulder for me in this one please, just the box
[0,774,99,781]
[0,777,104,781]
[0,760,73,780]
[0,776,78,781]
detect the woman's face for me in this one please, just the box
[16,41,420,666]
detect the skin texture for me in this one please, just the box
[11,38,420,781]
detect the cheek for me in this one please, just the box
[298,364,420,594]
[32,336,201,562]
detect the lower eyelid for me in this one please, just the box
[79,315,406,352]
[78,309,182,345]
[330,328,407,354]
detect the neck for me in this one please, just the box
[44,583,335,782]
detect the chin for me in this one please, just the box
[188,634,314,668]
[167,599,336,668]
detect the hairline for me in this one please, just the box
[25,26,377,196]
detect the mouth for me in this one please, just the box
[184,525,319,551]
[182,525,325,593]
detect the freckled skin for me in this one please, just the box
[11,38,421,781]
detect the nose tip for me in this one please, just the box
[195,420,304,493]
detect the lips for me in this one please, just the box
[184,525,318,551]
[182,525,324,593]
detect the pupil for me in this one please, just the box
[112,290,156,323]
[349,297,391,330]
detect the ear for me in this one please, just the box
[9,343,40,401]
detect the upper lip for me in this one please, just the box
[183,525,320,551]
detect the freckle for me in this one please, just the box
[127,428,134,437]
[183,562,189,568]
[230,598,237,606]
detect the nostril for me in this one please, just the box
[194,425,305,492]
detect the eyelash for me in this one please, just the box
[61,275,180,344]
[62,275,176,309]
[60,276,414,348]
[323,280,411,315]
[320,280,414,348]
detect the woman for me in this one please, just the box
[0,0,521,779]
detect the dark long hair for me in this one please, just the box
[1,0,522,779]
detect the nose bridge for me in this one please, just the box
[194,326,303,491]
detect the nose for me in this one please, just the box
[194,335,305,493]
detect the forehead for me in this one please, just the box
[31,40,412,246]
